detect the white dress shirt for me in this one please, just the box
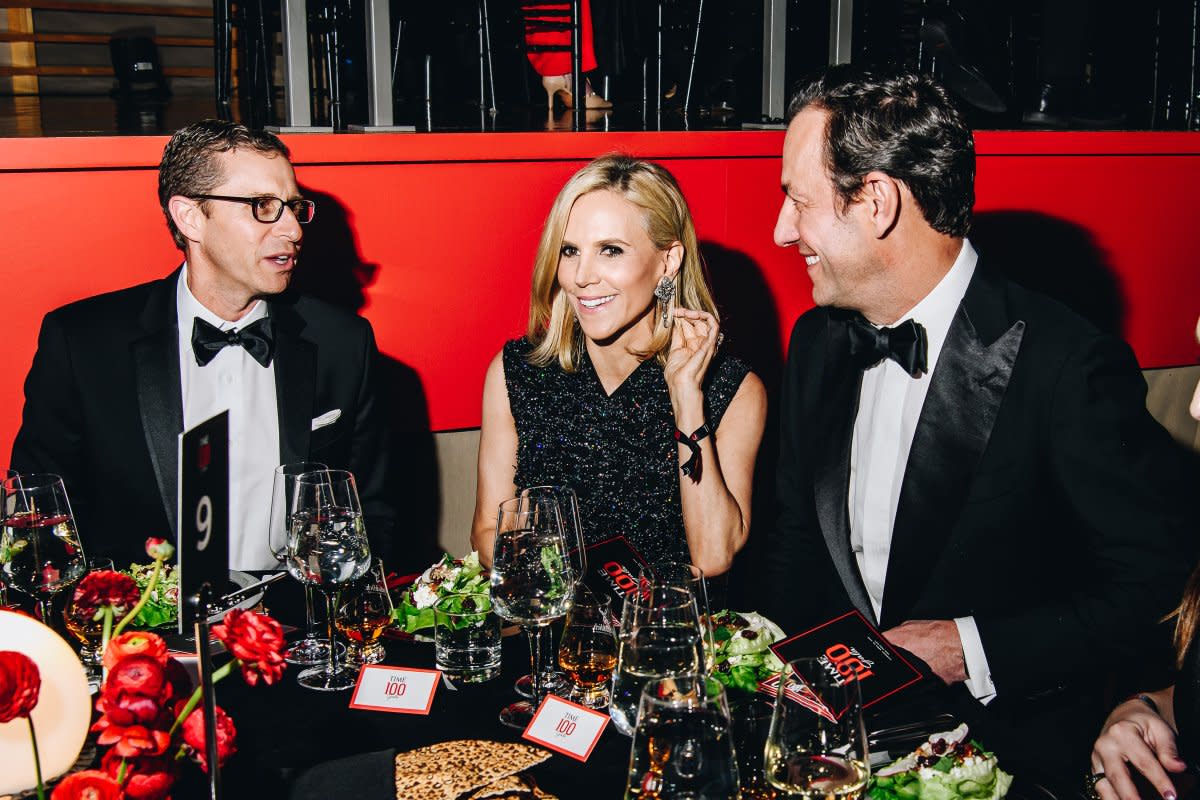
[847,239,996,703]
[177,266,281,570]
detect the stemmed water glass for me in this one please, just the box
[0,473,87,624]
[284,469,372,692]
[625,673,739,799]
[269,461,344,666]
[514,485,585,699]
[764,657,870,797]
[639,561,716,673]
[489,494,575,728]
[610,585,704,736]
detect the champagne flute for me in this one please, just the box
[764,657,870,799]
[285,469,372,692]
[1,473,87,625]
[626,673,739,799]
[639,561,716,673]
[336,558,393,666]
[610,585,704,736]
[489,494,575,728]
[557,585,617,708]
[514,484,586,699]
[270,461,342,666]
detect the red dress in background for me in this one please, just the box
[523,0,598,76]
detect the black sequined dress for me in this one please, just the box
[502,337,751,568]
[1175,634,1200,765]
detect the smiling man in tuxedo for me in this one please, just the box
[12,120,394,569]
[765,67,1195,767]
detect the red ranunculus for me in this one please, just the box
[50,770,125,800]
[71,570,139,620]
[163,657,192,702]
[0,650,40,722]
[103,632,168,671]
[211,609,287,686]
[144,538,174,561]
[94,688,164,728]
[104,655,169,702]
[101,750,178,800]
[95,722,172,758]
[181,705,237,772]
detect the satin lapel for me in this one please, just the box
[879,270,1025,628]
[132,272,183,535]
[271,300,315,466]
[813,312,876,623]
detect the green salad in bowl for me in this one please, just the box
[706,609,787,694]
[125,561,180,629]
[869,724,1013,800]
[391,552,489,634]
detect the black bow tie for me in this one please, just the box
[846,314,928,375]
[191,316,274,367]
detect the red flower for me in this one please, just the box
[211,609,287,686]
[95,722,172,758]
[144,538,174,561]
[0,650,40,723]
[50,770,124,800]
[71,570,139,619]
[181,705,237,772]
[103,632,168,671]
[163,657,192,702]
[104,655,170,703]
[101,750,178,800]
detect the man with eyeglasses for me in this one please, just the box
[11,120,395,570]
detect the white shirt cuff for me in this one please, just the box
[954,616,996,705]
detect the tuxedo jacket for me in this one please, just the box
[765,262,1196,746]
[11,269,396,567]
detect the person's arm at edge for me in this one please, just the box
[471,350,518,567]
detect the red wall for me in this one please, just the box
[0,130,1197,460]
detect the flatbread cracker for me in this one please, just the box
[393,740,549,800]
[464,773,534,799]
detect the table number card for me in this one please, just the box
[521,695,609,762]
[348,665,440,715]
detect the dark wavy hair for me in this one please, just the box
[786,66,975,238]
[157,119,290,251]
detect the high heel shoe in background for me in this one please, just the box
[541,75,612,111]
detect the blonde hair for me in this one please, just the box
[525,154,718,371]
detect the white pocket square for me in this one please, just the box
[311,409,342,431]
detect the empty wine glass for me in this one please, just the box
[514,485,586,699]
[285,469,372,692]
[557,585,617,708]
[270,461,342,666]
[611,585,704,736]
[336,558,393,666]
[639,561,715,673]
[0,473,87,624]
[626,673,739,799]
[764,657,870,798]
[489,494,575,728]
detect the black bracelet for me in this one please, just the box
[674,423,712,481]
[1127,693,1160,715]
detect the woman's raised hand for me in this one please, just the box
[664,308,720,427]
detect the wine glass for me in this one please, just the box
[63,556,115,691]
[489,494,575,728]
[514,485,586,699]
[0,473,87,624]
[610,585,704,736]
[625,673,739,799]
[0,468,18,608]
[639,561,716,673]
[285,469,372,692]
[557,585,617,708]
[270,461,343,666]
[336,558,393,666]
[764,657,870,798]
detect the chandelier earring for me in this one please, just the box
[654,275,676,327]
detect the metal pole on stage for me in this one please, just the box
[213,0,231,120]
[683,0,704,114]
[759,0,786,122]
[829,0,853,65]
[656,1,663,122]
[191,583,222,800]
[571,0,584,130]
[350,0,414,130]
[482,0,497,116]
[272,0,333,131]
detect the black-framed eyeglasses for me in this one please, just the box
[188,194,316,224]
